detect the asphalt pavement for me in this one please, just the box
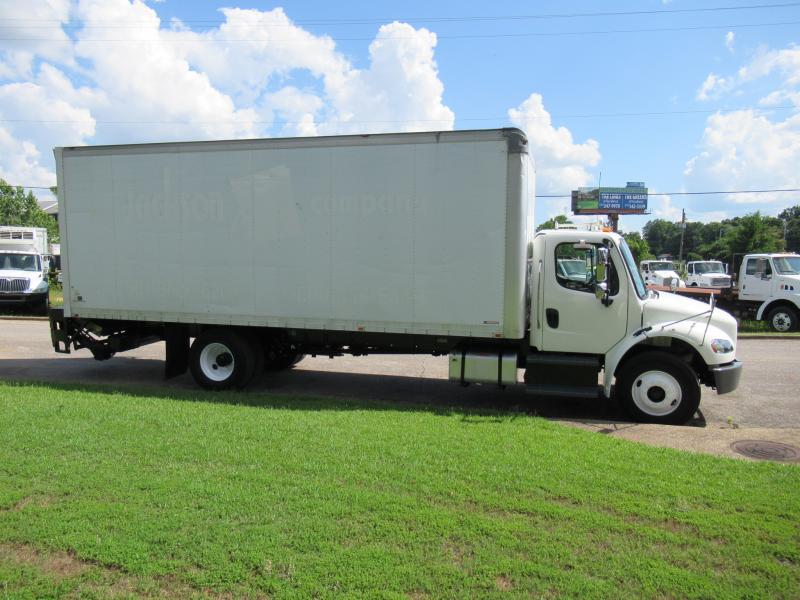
[1,318,798,460]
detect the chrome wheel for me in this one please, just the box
[770,311,793,332]
[631,370,683,417]
[199,342,235,382]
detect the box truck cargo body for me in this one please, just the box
[57,129,531,339]
[50,129,741,424]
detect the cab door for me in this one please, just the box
[541,239,629,354]
[740,257,772,300]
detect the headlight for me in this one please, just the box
[710,338,734,354]
[31,279,49,293]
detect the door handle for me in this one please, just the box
[546,308,559,328]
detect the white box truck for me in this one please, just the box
[0,225,50,314]
[50,129,741,424]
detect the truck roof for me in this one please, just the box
[743,253,800,259]
[57,128,529,156]
[535,229,621,243]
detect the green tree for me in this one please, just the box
[642,219,681,257]
[622,232,654,264]
[727,212,782,256]
[0,179,59,241]
[536,214,571,232]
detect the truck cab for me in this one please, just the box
[686,260,731,288]
[639,260,685,288]
[527,230,740,424]
[0,226,50,314]
[738,253,800,331]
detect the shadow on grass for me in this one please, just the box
[0,356,639,422]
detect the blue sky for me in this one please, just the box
[1,0,799,231]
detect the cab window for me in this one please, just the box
[555,243,619,294]
[746,258,772,276]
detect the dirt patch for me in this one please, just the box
[0,542,233,598]
[495,574,514,591]
[0,542,89,579]
[0,494,55,513]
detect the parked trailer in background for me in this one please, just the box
[0,226,50,314]
[50,129,741,424]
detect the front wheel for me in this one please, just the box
[189,329,259,390]
[615,352,701,425]
[766,306,799,332]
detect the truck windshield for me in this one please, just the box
[650,262,676,271]
[694,262,724,274]
[619,239,647,298]
[773,256,800,275]
[0,253,40,272]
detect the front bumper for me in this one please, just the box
[709,359,742,395]
[0,291,48,306]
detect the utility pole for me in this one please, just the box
[678,209,686,263]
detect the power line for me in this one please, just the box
[2,2,798,27]
[10,184,800,196]
[0,105,795,126]
[538,189,800,198]
[2,20,798,42]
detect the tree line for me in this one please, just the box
[0,179,59,242]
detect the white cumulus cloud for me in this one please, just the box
[686,43,800,213]
[508,93,600,195]
[725,32,735,53]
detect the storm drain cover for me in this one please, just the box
[730,440,800,462]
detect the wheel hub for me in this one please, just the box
[632,370,682,416]
[772,312,791,332]
[199,342,235,382]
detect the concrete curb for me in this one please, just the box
[738,334,800,340]
[0,316,48,322]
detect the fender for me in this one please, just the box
[603,322,735,397]
[756,297,800,320]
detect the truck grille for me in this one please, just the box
[711,277,729,287]
[0,278,29,292]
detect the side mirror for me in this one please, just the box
[594,247,613,306]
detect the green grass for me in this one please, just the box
[48,285,62,308]
[0,381,798,599]
[738,319,800,336]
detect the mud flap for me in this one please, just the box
[164,324,189,379]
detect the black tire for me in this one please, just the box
[615,351,701,425]
[242,331,265,383]
[690,282,698,287]
[766,306,799,333]
[36,296,49,316]
[189,329,258,390]
[264,352,305,371]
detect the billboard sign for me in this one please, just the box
[572,182,648,215]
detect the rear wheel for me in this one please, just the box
[766,306,798,332]
[189,329,258,390]
[616,352,701,425]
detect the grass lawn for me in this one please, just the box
[0,381,798,599]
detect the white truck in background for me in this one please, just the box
[49,129,741,424]
[686,260,732,288]
[0,226,50,314]
[651,253,800,332]
[639,260,685,288]
[734,253,800,332]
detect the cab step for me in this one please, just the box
[525,384,603,398]
[524,353,602,395]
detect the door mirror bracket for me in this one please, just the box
[594,247,613,306]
